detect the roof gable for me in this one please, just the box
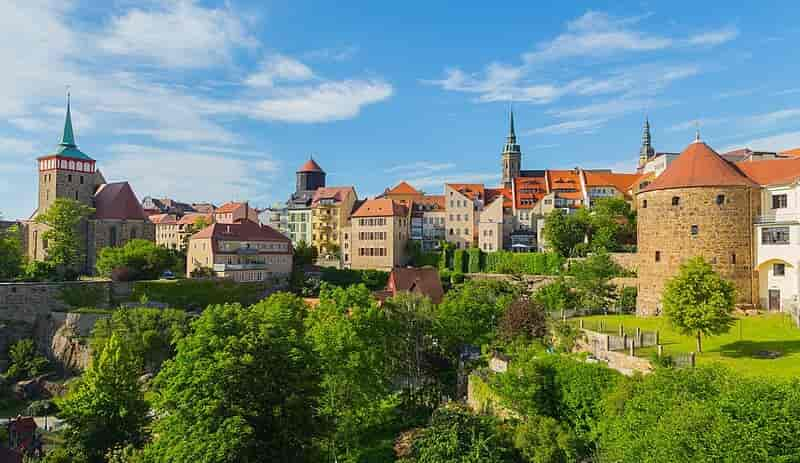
[94,182,148,220]
[387,181,422,196]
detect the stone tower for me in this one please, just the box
[295,156,326,194]
[37,94,97,212]
[501,110,522,189]
[636,134,759,315]
[638,117,655,169]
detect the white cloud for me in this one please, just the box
[246,54,315,87]
[747,108,800,127]
[666,117,730,133]
[304,45,359,62]
[525,119,608,135]
[0,137,37,156]
[687,27,739,46]
[723,131,800,153]
[248,80,393,123]
[99,0,256,68]
[385,161,456,174]
[105,144,278,204]
[551,98,656,119]
[406,173,501,189]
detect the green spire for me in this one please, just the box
[509,107,516,140]
[60,92,76,148]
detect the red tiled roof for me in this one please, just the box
[311,186,356,206]
[583,171,641,194]
[641,141,758,192]
[386,267,444,304]
[411,195,445,210]
[352,198,408,217]
[149,213,177,225]
[178,212,212,225]
[387,181,422,196]
[547,170,583,192]
[216,202,246,214]
[94,182,148,220]
[485,188,513,208]
[298,158,324,173]
[736,157,800,186]
[447,183,485,200]
[190,219,290,243]
[514,176,548,209]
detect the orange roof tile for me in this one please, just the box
[736,157,800,186]
[311,186,356,206]
[216,202,246,214]
[584,171,642,194]
[485,187,513,208]
[149,213,177,224]
[387,181,422,196]
[190,220,290,244]
[352,198,408,217]
[781,148,800,157]
[447,183,485,200]
[514,176,548,209]
[411,195,446,211]
[298,158,324,173]
[178,212,212,225]
[641,141,758,192]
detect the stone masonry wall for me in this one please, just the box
[0,281,112,324]
[636,186,759,315]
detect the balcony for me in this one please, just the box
[755,213,800,224]
[213,263,268,271]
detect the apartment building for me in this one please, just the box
[311,186,357,257]
[214,202,258,224]
[348,199,410,270]
[445,184,482,249]
[187,219,292,282]
[383,181,446,252]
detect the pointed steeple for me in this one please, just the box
[502,108,522,189]
[60,92,76,148]
[638,116,655,167]
[507,107,517,144]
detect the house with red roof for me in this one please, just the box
[375,267,444,304]
[23,96,155,275]
[186,219,292,282]
[346,198,410,270]
[311,186,358,258]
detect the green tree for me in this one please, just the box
[568,251,622,309]
[4,339,49,381]
[96,239,177,280]
[497,297,549,342]
[542,209,588,257]
[305,284,397,460]
[0,222,24,281]
[35,198,94,278]
[532,279,576,313]
[404,404,518,463]
[513,415,577,463]
[145,295,321,462]
[58,333,149,463]
[586,197,637,252]
[89,307,190,373]
[435,280,517,355]
[662,257,735,353]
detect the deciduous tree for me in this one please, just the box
[34,198,94,278]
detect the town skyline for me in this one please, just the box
[3,1,800,220]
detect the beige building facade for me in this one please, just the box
[349,199,410,271]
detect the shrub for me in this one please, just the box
[96,239,177,281]
[616,286,637,313]
[450,271,465,284]
[467,247,482,273]
[131,279,269,310]
[498,297,549,342]
[189,266,214,278]
[453,249,467,273]
[484,251,564,275]
[58,284,105,309]
[320,267,389,290]
[22,260,59,282]
[4,339,49,381]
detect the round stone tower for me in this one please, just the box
[636,136,759,315]
[296,157,326,194]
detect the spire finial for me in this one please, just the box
[508,105,516,140]
[59,87,76,148]
[693,120,702,143]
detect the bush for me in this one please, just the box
[58,284,105,309]
[467,247,482,273]
[22,260,59,282]
[319,267,389,290]
[616,286,637,313]
[131,279,269,310]
[450,271,465,285]
[96,239,177,281]
[189,266,214,278]
[484,251,564,275]
[4,339,49,381]
[498,297,549,342]
[453,249,466,273]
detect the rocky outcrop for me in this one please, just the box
[34,312,108,373]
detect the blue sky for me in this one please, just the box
[3,1,800,219]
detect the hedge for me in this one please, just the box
[484,251,564,275]
[467,248,482,274]
[453,249,467,273]
[413,252,441,268]
[132,279,271,310]
[319,267,389,290]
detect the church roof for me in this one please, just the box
[641,139,757,193]
[52,94,94,161]
[736,157,800,186]
[94,182,148,220]
[298,158,324,173]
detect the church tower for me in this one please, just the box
[501,110,522,189]
[638,117,655,169]
[295,156,326,194]
[36,94,97,213]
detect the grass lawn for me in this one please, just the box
[575,313,800,379]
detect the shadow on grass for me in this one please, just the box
[717,340,800,359]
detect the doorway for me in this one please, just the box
[769,289,781,312]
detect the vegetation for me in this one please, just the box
[131,279,269,310]
[662,257,736,352]
[34,198,94,279]
[4,339,49,381]
[542,198,637,257]
[58,284,105,309]
[293,267,390,297]
[58,333,149,462]
[0,222,25,281]
[567,251,624,309]
[146,296,320,462]
[497,297,549,342]
[96,239,179,281]
[293,240,318,268]
[542,209,588,258]
[407,240,440,267]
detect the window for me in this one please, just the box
[762,226,790,245]
[731,253,736,264]
[80,176,84,185]
[67,174,72,182]
[641,199,647,209]
[74,191,78,200]
[772,194,788,209]
[671,196,680,206]
[774,263,786,276]
[691,225,698,235]
[109,227,118,247]
[716,194,725,205]
[655,251,661,262]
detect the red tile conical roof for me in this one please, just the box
[640,140,757,193]
[298,158,324,173]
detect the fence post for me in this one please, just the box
[657,344,664,358]
[629,338,635,356]
[689,352,696,368]
[618,324,624,336]
[636,327,642,347]
[579,319,584,330]
[605,335,610,352]
[600,320,605,333]
[655,330,660,346]
[622,333,628,351]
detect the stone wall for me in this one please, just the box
[636,186,759,315]
[0,281,112,324]
[609,252,639,272]
[575,329,653,375]
[88,219,156,275]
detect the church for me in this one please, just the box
[22,96,154,275]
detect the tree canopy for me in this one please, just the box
[662,257,735,352]
[0,222,24,281]
[35,198,94,278]
[96,239,178,281]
